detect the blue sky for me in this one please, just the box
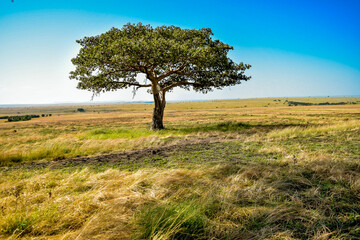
[0,0,359,104]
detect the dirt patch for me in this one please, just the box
[2,138,224,170]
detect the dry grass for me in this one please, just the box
[0,97,359,239]
[2,154,359,239]
[1,99,359,166]
[267,120,360,139]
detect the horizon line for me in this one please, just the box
[1,95,359,108]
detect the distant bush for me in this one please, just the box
[287,101,357,106]
[6,115,39,122]
[0,116,9,119]
[77,108,85,112]
[318,101,347,105]
[8,115,31,122]
[288,101,313,106]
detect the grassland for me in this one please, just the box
[0,97,359,239]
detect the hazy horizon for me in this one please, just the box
[1,95,359,108]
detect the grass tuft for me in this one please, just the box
[134,200,208,240]
[1,214,34,236]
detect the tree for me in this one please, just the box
[70,23,251,130]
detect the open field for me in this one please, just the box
[0,97,359,239]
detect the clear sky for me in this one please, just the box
[0,0,359,104]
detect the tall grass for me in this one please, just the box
[268,120,360,138]
[1,139,360,239]
[0,98,359,239]
[134,200,208,239]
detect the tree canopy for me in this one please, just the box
[70,23,251,129]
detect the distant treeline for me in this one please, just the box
[0,114,52,122]
[286,100,360,106]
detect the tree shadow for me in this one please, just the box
[169,121,251,134]
[165,121,315,134]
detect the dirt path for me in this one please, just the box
[2,137,224,170]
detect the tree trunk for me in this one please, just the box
[151,84,166,130]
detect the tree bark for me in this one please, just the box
[151,84,166,130]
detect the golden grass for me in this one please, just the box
[0,166,303,239]
[1,98,359,166]
[268,120,360,139]
[0,97,359,239]
[1,144,359,239]
[0,168,210,239]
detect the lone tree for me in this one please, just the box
[70,23,251,130]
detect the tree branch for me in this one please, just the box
[177,70,204,76]
[156,62,188,81]
[109,81,152,88]
[163,81,199,92]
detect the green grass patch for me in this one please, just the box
[1,214,34,236]
[81,121,251,140]
[134,200,209,239]
[175,121,251,134]
[81,128,160,140]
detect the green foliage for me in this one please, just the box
[70,22,251,95]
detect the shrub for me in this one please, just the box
[7,115,31,122]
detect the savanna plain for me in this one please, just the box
[0,97,359,240]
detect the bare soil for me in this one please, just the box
[3,137,224,170]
